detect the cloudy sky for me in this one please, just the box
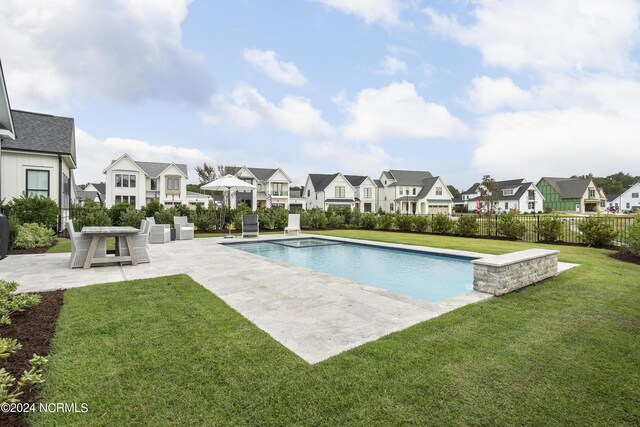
[1,0,639,189]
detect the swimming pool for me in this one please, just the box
[226,238,475,302]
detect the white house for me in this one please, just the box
[1,110,77,231]
[288,189,306,211]
[377,170,454,215]
[103,154,211,209]
[459,179,545,213]
[619,182,640,212]
[233,166,293,210]
[344,175,378,213]
[304,173,357,211]
[0,60,15,143]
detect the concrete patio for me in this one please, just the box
[0,234,575,364]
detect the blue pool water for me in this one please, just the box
[227,238,475,302]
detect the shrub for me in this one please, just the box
[623,218,640,256]
[4,196,59,229]
[173,203,191,218]
[12,223,56,249]
[307,209,328,229]
[413,216,430,233]
[232,205,253,230]
[258,208,276,230]
[537,215,564,242]
[431,214,454,234]
[141,200,162,219]
[8,219,18,250]
[578,216,617,247]
[377,213,395,230]
[348,210,362,229]
[109,202,133,226]
[0,280,41,325]
[154,208,175,226]
[360,213,377,230]
[395,214,414,232]
[119,209,143,229]
[193,210,218,232]
[456,215,478,237]
[72,201,111,230]
[327,212,345,229]
[272,208,289,229]
[0,353,48,405]
[497,212,528,239]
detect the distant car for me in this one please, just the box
[213,201,223,208]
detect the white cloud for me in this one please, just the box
[302,140,393,176]
[243,49,307,87]
[465,76,532,113]
[425,0,640,72]
[0,0,213,109]
[74,128,216,185]
[379,56,407,75]
[338,81,468,141]
[204,83,334,138]
[313,0,402,25]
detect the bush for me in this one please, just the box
[0,280,41,325]
[360,213,377,230]
[306,209,328,229]
[272,208,289,229]
[497,212,528,239]
[395,214,414,232]
[623,218,640,256]
[413,216,430,233]
[72,201,111,230]
[119,209,143,229]
[12,223,56,249]
[431,214,454,234]
[257,208,276,230]
[537,215,564,242]
[8,219,18,250]
[141,200,162,219]
[109,202,133,226]
[154,208,175,226]
[327,212,345,229]
[578,216,617,247]
[4,196,59,229]
[173,203,191,218]
[193,210,219,232]
[232,205,253,230]
[456,215,478,237]
[377,213,395,230]
[348,210,362,229]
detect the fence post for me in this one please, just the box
[536,215,540,242]
[495,214,498,236]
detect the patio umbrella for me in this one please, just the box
[201,175,256,237]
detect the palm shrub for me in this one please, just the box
[456,215,479,236]
[413,215,430,232]
[577,216,617,247]
[497,212,527,239]
[395,214,414,232]
[623,217,640,256]
[431,213,454,234]
[12,223,56,249]
[537,215,564,242]
[377,213,395,230]
[360,213,377,230]
[4,196,59,229]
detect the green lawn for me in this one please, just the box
[32,232,639,426]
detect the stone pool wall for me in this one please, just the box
[472,249,559,296]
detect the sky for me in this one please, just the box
[1,0,640,190]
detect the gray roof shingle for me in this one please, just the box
[541,177,592,199]
[344,175,368,187]
[134,161,188,178]
[91,182,106,196]
[3,110,75,162]
[308,173,340,192]
[246,167,278,181]
[387,169,433,185]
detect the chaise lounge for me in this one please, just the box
[242,214,259,238]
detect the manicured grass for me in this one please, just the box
[33,232,639,425]
[47,238,115,254]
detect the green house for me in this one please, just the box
[537,177,606,213]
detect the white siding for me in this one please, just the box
[620,183,640,211]
[104,156,145,209]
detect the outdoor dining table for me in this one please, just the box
[81,226,141,269]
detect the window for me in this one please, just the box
[528,201,535,210]
[307,190,310,197]
[412,188,416,195]
[363,187,372,199]
[632,193,639,198]
[627,203,630,209]
[167,177,180,191]
[399,188,403,195]
[272,182,285,196]
[115,174,122,187]
[503,189,513,196]
[390,203,394,211]
[589,188,596,199]
[384,180,387,185]
[115,195,136,206]
[150,178,158,191]
[123,175,129,188]
[528,190,535,200]
[335,186,345,198]
[26,170,50,198]
[129,175,136,188]
[435,187,442,196]
[115,174,136,188]
[505,202,509,210]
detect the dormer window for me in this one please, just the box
[435,187,442,196]
[503,189,513,196]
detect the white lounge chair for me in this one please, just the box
[242,214,259,238]
[116,220,151,264]
[67,220,107,269]
[147,217,170,244]
[174,216,194,240]
[284,214,301,235]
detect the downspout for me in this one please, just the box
[58,155,62,235]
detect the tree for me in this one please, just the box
[571,172,640,196]
[478,175,500,214]
[447,185,460,199]
[195,163,217,185]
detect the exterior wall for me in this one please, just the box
[265,169,291,208]
[105,156,145,209]
[537,179,582,212]
[423,177,453,215]
[620,183,640,211]
[322,175,355,210]
[354,177,377,212]
[158,164,188,206]
[235,167,257,210]
[515,184,544,213]
[304,176,324,210]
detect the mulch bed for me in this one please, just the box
[7,244,55,255]
[0,290,65,427]
[610,251,640,265]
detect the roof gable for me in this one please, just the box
[387,169,433,185]
[0,61,15,140]
[344,175,368,187]
[542,177,593,199]
[308,173,340,192]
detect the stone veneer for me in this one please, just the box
[472,249,559,296]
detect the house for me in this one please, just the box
[85,182,106,201]
[619,182,640,212]
[537,177,607,213]
[304,173,357,211]
[459,179,544,213]
[0,60,15,144]
[344,175,378,212]
[1,110,77,231]
[103,154,211,209]
[377,169,453,215]
[233,166,293,210]
[75,182,105,205]
[607,194,621,211]
[288,189,306,211]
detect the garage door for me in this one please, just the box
[428,205,449,214]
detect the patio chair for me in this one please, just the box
[116,220,151,264]
[146,217,170,244]
[174,216,194,240]
[67,220,107,269]
[284,214,301,235]
[242,214,259,238]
